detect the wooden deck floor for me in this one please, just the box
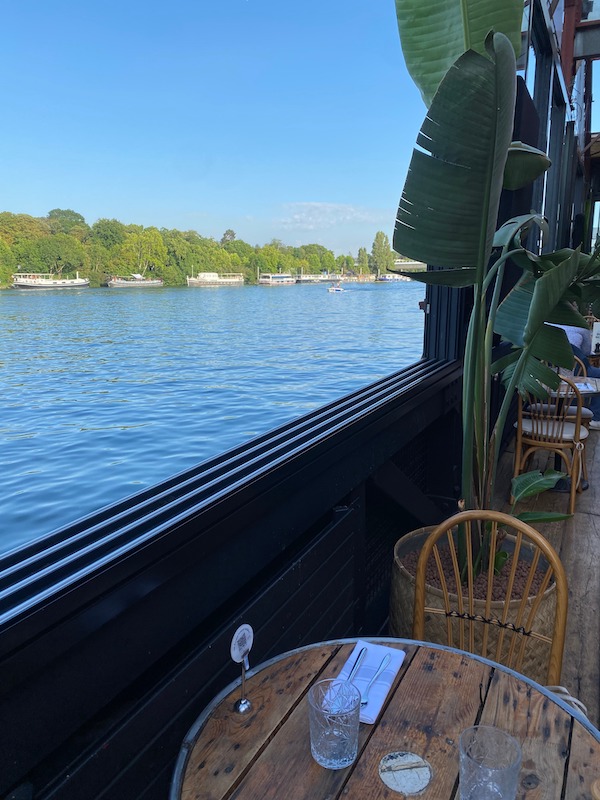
[497,430,600,727]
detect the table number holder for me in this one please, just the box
[230,623,254,714]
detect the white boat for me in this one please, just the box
[108,273,164,288]
[258,273,296,285]
[186,272,244,287]
[328,282,345,293]
[12,271,90,289]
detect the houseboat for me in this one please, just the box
[258,273,296,285]
[186,272,244,287]
[108,273,164,288]
[12,271,90,289]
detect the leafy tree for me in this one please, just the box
[220,229,236,245]
[371,231,395,275]
[357,247,369,272]
[336,254,355,272]
[112,228,167,277]
[34,234,89,274]
[320,249,336,274]
[0,238,16,287]
[86,241,111,287]
[0,212,50,246]
[90,218,127,250]
[46,209,89,236]
[223,239,254,262]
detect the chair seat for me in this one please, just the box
[527,402,593,420]
[515,419,589,441]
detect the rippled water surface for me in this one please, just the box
[1,282,424,553]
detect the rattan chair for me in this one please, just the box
[513,375,588,514]
[412,510,568,686]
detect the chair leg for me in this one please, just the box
[569,450,579,514]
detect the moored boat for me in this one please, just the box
[186,272,244,287]
[258,273,296,285]
[12,271,90,289]
[108,273,164,288]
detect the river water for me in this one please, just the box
[0,281,424,554]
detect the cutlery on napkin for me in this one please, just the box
[337,640,406,724]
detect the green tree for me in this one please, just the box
[371,231,395,275]
[46,208,89,236]
[0,212,50,247]
[336,254,355,272]
[34,234,89,274]
[90,218,127,250]
[112,228,167,277]
[220,229,236,245]
[86,241,111,287]
[223,239,254,262]
[0,238,16,287]
[357,247,369,272]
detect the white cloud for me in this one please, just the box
[279,202,388,231]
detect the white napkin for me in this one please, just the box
[337,640,406,724]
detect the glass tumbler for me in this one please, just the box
[308,679,361,769]
[459,725,522,799]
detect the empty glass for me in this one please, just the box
[459,725,522,799]
[308,679,361,769]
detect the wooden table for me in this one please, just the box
[170,638,600,800]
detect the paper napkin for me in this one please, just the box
[337,640,406,724]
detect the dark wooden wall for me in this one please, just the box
[0,360,462,800]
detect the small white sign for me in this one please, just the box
[230,623,254,664]
[591,322,600,356]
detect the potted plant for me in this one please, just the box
[389,0,600,638]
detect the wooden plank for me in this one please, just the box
[217,644,359,800]
[496,433,600,728]
[481,670,571,799]
[343,647,489,799]
[181,645,343,800]
[563,719,600,799]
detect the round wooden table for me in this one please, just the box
[170,638,600,800]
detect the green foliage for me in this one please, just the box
[395,0,522,106]
[0,239,16,287]
[90,218,127,250]
[0,209,378,288]
[357,247,369,272]
[371,231,395,274]
[220,229,236,245]
[392,0,592,518]
[47,209,89,236]
[0,212,50,246]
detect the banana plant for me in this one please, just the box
[391,0,598,525]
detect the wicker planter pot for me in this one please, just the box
[389,526,557,685]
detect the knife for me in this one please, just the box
[347,646,367,683]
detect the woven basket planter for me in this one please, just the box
[389,526,557,685]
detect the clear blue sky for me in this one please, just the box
[1,1,425,256]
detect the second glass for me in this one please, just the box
[459,725,522,799]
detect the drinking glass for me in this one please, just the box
[308,679,361,769]
[459,725,522,799]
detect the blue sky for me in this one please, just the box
[1,1,425,255]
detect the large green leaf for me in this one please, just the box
[395,0,522,106]
[393,34,516,270]
[503,142,551,190]
[495,251,581,361]
[493,213,546,249]
[511,469,565,501]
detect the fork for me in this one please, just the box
[360,653,391,706]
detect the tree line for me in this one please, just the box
[0,210,397,288]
